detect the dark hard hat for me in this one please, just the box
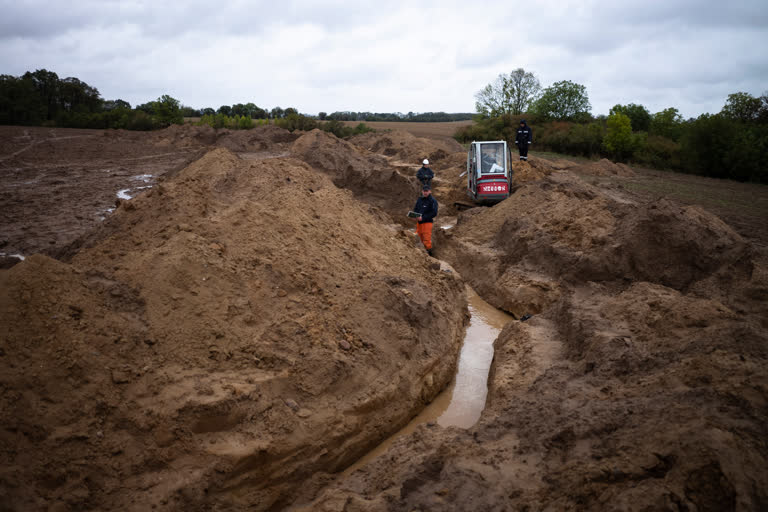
[422,184,431,191]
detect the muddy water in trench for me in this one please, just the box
[344,286,512,475]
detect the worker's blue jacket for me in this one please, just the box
[417,166,434,185]
[413,195,438,224]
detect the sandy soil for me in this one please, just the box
[1,123,767,511]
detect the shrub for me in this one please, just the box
[636,135,682,170]
[275,113,318,132]
[320,120,373,138]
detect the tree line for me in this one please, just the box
[460,68,768,183]
[0,69,472,131]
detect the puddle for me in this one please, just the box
[343,286,511,475]
[0,252,25,261]
[437,286,511,427]
[132,174,153,182]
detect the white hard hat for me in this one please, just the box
[423,159,429,165]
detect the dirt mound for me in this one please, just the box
[215,125,299,152]
[151,123,218,146]
[441,172,750,294]
[571,157,635,177]
[511,159,553,183]
[0,148,467,511]
[149,124,299,152]
[290,129,420,222]
[349,130,464,165]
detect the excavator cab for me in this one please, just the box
[467,140,511,203]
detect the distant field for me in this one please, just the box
[340,120,473,139]
[184,118,474,140]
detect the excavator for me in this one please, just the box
[456,140,512,209]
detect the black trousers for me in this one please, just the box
[518,143,529,159]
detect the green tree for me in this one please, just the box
[721,92,762,122]
[23,69,60,121]
[104,99,131,110]
[506,68,541,115]
[603,112,642,160]
[270,106,284,119]
[609,103,651,132]
[136,102,154,114]
[152,95,183,126]
[531,80,591,121]
[650,107,683,140]
[475,68,541,118]
[237,115,254,129]
[180,105,200,117]
[217,105,232,116]
[318,111,327,120]
[0,74,42,124]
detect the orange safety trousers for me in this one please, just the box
[416,222,433,250]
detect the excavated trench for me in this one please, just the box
[343,282,512,476]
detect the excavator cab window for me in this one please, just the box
[479,143,505,175]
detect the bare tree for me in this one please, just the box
[475,68,541,118]
[505,68,541,115]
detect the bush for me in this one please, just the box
[275,113,318,132]
[561,122,604,157]
[636,135,682,170]
[680,114,768,182]
[237,115,254,130]
[196,113,266,130]
[320,120,373,138]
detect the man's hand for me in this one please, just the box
[418,216,423,222]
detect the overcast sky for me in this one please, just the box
[1,0,767,119]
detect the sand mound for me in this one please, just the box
[511,159,552,183]
[290,129,420,222]
[349,130,464,165]
[571,157,635,177]
[215,125,299,152]
[0,148,467,511]
[150,124,299,152]
[151,123,216,146]
[445,173,749,292]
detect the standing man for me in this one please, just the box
[413,184,438,256]
[417,158,434,188]
[515,119,533,161]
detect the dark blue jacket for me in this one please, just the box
[417,166,434,185]
[414,195,438,224]
[515,122,532,146]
